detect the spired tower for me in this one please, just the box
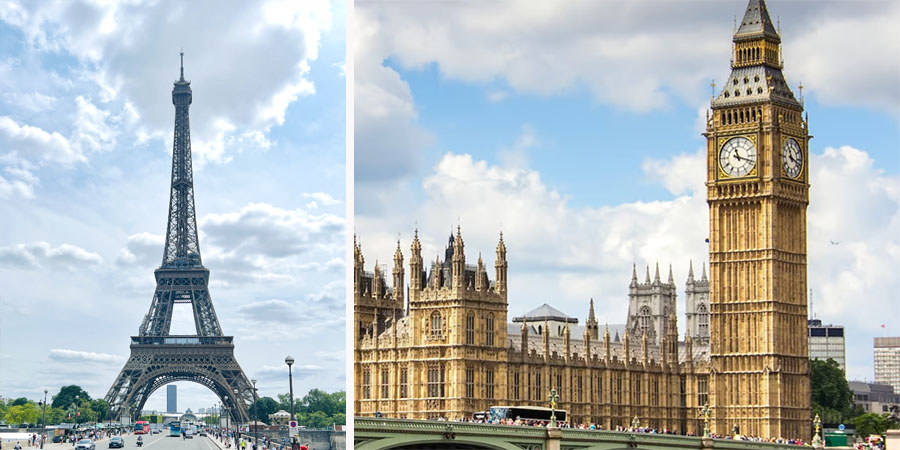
[705,0,811,439]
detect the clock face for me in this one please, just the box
[719,137,757,177]
[783,138,802,178]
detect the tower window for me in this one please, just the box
[427,364,445,398]
[699,304,709,337]
[486,314,495,346]
[746,88,752,96]
[734,90,740,97]
[362,368,371,399]
[639,306,652,337]
[466,313,475,345]
[486,369,495,399]
[381,368,389,398]
[465,368,475,398]
[400,367,408,398]
[754,75,760,82]
[733,79,738,85]
[743,77,749,84]
[757,87,763,94]
[431,311,442,337]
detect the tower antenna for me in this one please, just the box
[179,48,185,81]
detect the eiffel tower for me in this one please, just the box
[105,53,253,423]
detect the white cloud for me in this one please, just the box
[2,92,57,112]
[300,192,340,206]
[0,242,103,269]
[49,349,125,364]
[0,116,84,165]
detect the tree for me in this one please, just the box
[11,397,30,407]
[5,403,40,425]
[810,358,855,424]
[89,399,110,423]
[852,413,890,437]
[331,413,346,426]
[250,397,280,422]
[52,386,91,409]
[303,411,331,429]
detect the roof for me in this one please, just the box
[735,0,780,42]
[512,303,578,324]
[712,66,799,108]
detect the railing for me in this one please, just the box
[131,335,233,345]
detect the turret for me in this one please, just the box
[495,232,508,298]
[630,263,638,288]
[393,240,404,305]
[603,323,611,361]
[666,304,679,365]
[520,318,529,354]
[563,324,571,362]
[542,318,550,362]
[452,226,465,291]
[353,235,364,295]
[409,228,423,300]
[667,263,674,285]
[475,253,487,291]
[373,261,383,299]
[432,253,442,289]
[653,262,661,285]
[641,331,649,366]
[644,265,651,284]
[587,298,599,340]
[687,259,695,283]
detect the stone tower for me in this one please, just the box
[705,0,811,439]
[684,261,710,345]
[626,263,677,345]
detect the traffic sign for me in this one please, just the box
[289,421,298,437]
[838,424,845,431]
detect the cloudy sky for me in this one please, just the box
[0,0,346,412]
[354,0,900,383]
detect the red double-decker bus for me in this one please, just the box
[134,421,150,434]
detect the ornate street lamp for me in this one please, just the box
[631,415,640,431]
[547,388,560,428]
[811,413,823,447]
[40,389,48,449]
[700,404,711,438]
[285,356,295,448]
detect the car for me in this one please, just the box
[184,429,194,439]
[151,430,160,435]
[76,439,96,450]
[108,437,124,448]
[199,430,206,436]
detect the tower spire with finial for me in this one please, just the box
[179,49,185,81]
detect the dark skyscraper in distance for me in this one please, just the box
[167,385,177,413]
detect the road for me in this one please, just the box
[20,433,226,450]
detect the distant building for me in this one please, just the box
[167,385,177,413]
[875,337,900,393]
[849,381,900,414]
[808,319,846,372]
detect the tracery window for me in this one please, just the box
[466,313,475,345]
[512,370,520,400]
[362,368,371,399]
[485,314,495,346]
[639,306,652,336]
[465,368,475,398]
[399,367,408,398]
[430,311,442,337]
[485,369,494,399]
[381,369,389,398]
[698,375,709,406]
[698,304,709,337]
[427,364,445,398]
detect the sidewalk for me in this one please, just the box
[1,436,112,450]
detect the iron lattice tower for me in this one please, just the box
[105,53,253,423]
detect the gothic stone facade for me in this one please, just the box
[354,229,712,435]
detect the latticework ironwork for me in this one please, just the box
[105,54,251,423]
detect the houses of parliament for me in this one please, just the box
[355,0,811,440]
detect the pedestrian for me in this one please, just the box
[15,441,23,450]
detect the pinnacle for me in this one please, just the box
[654,262,661,283]
[667,263,674,284]
[688,259,695,280]
[645,265,651,284]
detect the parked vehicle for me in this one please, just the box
[76,439,96,450]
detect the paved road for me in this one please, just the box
[112,433,224,450]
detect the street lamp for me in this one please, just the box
[547,388,559,428]
[40,389,48,449]
[285,356,295,448]
[251,378,259,448]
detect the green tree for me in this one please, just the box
[11,398,30,407]
[52,385,91,409]
[89,399,110,423]
[5,403,40,425]
[46,407,66,425]
[303,411,331,429]
[331,413,346,426]
[810,358,855,424]
[852,413,890,437]
[250,397,280,422]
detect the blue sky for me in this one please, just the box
[0,0,345,413]
[355,0,899,384]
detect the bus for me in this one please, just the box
[169,422,182,437]
[485,406,567,424]
[134,421,150,434]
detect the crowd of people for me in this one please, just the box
[430,415,825,446]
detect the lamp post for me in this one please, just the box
[547,388,559,428]
[251,379,259,448]
[40,389,48,449]
[700,404,711,438]
[285,356,295,448]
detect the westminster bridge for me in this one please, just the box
[353,418,821,450]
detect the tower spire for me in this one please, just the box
[688,259,695,281]
[667,263,674,284]
[179,49,185,81]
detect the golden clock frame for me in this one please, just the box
[780,135,805,180]
[716,134,759,181]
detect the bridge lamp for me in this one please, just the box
[251,379,259,446]
[285,356,295,446]
[40,389,48,449]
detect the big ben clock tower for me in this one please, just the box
[705,0,811,440]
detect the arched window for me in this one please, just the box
[639,306,652,336]
[698,304,709,337]
[486,314,495,346]
[431,311,442,337]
